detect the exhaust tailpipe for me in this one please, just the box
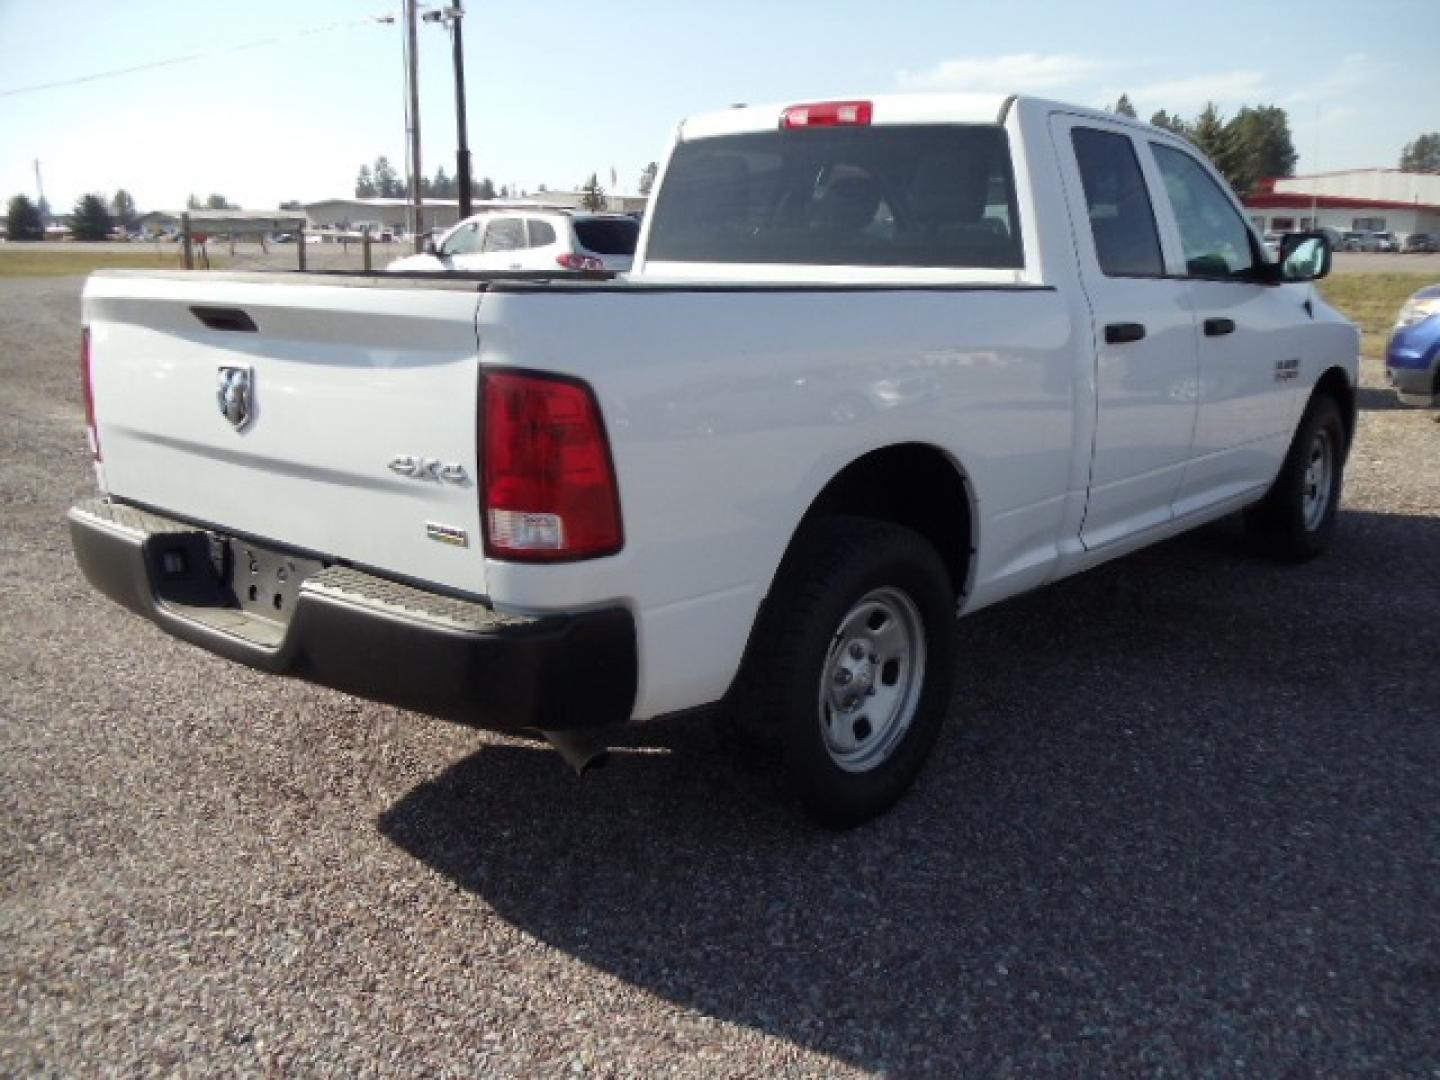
[543,729,610,776]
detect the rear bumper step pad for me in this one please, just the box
[67,498,636,731]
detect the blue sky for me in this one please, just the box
[2,0,1436,212]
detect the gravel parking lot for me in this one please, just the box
[2,274,1437,1075]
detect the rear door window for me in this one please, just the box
[573,218,640,256]
[645,124,1022,268]
[1069,127,1164,277]
[481,218,525,252]
[527,219,557,247]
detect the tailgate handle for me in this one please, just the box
[190,305,258,333]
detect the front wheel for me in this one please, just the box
[1244,393,1347,561]
[735,517,958,828]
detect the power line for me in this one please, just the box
[0,11,407,99]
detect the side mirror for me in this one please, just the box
[1278,231,1331,282]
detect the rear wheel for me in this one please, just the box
[1244,393,1346,561]
[731,517,957,828]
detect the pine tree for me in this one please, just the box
[373,157,400,198]
[639,161,658,195]
[1187,103,1242,187]
[1400,133,1440,172]
[1110,94,1137,119]
[71,193,115,240]
[111,189,139,231]
[5,194,44,240]
[1224,106,1297,195]
[476,176,497,200]
[580,173,606,211]
[1149,110,1189,138]
[355,165,377,198]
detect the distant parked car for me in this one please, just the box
[1402,233,1438,253]
[1338,231,1366,252]
[1385,284,1440,407]
[387,210,640,274]
[1371,231,1400,253]
[1262,231,1287,259]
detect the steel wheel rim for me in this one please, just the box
[816,587,927,774]
[1302,427,1334,531]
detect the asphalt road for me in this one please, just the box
[2,274,1437,1075]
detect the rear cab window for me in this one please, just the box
[645,124,1022,271]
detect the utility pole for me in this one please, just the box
[425,4,473,219]
[403,0,425,251]
[33,159,45,224]
[450,6,473,219]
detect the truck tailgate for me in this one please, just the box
[83,272,488,597]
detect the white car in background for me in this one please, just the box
[387,210,640,274]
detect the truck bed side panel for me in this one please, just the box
[474,284,1079,718]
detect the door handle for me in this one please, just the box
[1104,322,1146,344]
[1203,317,1236,336]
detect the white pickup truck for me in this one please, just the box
[70,94,1358,826]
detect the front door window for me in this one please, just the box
[1151,145,1257,279]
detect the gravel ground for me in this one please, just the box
[1,274,1437,1076]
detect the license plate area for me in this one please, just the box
[218,536,326,625]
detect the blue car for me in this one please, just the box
[1386,284,1440,407]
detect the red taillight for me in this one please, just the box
[482,370,623,561]
[81,326,101,461]
[556,252,604,271]
[780,100,873,129]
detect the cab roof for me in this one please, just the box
[680,93,1012,141]
[677,93,1182,143]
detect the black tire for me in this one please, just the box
[1244,393,1346,561]
[730,516,957,828]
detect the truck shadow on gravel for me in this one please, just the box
[379,511,1439,1073]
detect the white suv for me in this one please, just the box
[387,210,639,274]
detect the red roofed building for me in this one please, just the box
[1244,169,1440,240]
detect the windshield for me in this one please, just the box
[573,218,640,256]
[646,124,1022,268]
